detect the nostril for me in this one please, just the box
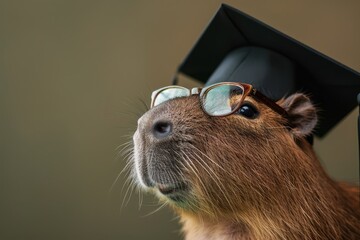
[152,121,172,139]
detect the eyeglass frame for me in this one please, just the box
[150,82,289,118]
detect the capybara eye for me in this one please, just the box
[238,104,259,119]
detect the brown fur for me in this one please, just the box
[132,93,360,240]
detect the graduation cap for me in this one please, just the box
[175,4,360,138]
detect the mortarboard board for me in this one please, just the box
[177,4,360,137]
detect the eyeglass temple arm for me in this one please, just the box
[251,89,289,117]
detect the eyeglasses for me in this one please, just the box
[150,82,288,118]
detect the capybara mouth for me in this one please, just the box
[157,183,187,194]
[156,183,188,201]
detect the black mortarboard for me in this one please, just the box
[177,4,360,137]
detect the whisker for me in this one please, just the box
[120,171,133,193]
[124,183,137,208]
[118,148,134,162]
[109,158,134,192]
[120,98,148,117]
[114,110,143,119]
[121,179,136,211]
[137,97,149,112]
[185,146,242,219]
[138,187,144,211]
[141,202,168,218]
[191,152,234,214]
[178,150,215,215]
[115,140,133,151]
[191,146,226,172]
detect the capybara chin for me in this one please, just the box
[132,92,360,240]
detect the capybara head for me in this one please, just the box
[132,86,317,217]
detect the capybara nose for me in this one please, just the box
[152,120,172,139]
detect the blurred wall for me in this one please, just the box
[0,1,359,239]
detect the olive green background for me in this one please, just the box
[0,1,359,239]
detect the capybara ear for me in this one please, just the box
[280,93,317,137]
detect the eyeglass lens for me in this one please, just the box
[153,88,190,107]
[202,85,244,116]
